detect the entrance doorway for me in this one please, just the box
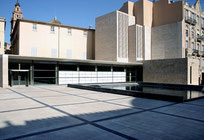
[10,70,29,87]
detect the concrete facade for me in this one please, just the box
[0,17,5,55]
[152,22,183,59]
[95,11,135,62]
[0,55,8,88]
[143,58,200,85]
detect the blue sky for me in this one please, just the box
[0,0,200,43]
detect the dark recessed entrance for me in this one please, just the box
[10,70,29,87]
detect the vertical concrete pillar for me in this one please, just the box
[30,63,34,85]
[95,65,98,83]
[0,55,8,88]
[111,66,113,83]
[124,67,127,82]
[55,63,59,85]
[77,65,80,84]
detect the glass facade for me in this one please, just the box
[8,59,142,86]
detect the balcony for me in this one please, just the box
[185,17,196,25]
[197,35,204,42]
[202,26,204,30]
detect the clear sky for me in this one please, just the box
[0,0,201,43]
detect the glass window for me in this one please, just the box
[202,45,204,51]
[192,42,194,50]
[192,12,194,19]
[197,15,199,23]
[192,31,194,38]
[185,9,189,19]
[197,44,200,50]
[202,18,204,27]
[51,26,55,32]
[33,24,37,31]
[186,30,188,37]
[186,40,189,48]
[83,31,87,36]
[68,28,72,36]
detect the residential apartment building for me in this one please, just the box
[0,17,6,54]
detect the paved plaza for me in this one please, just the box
[0,86,204,140]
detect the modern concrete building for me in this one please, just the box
[95,0,203,85]
[0,0,203,87]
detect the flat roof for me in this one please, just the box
[8,55,143,66]
[18,19,95,31]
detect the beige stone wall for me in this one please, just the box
[143,58,201,85]
[18,21,95,60]
[152,22,183,59]
[153,0,183,27]
[143,58,188,85]
[0,18,5,54]
[119,1,134,16]
[143,0,153,27]
[128,25,136,62]
[0,55,8,88]
[95,12,117,61]
[187,58,201,85]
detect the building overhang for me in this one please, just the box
[8,55,143,66]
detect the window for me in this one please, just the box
[192,31,194,38]
[186,30,188,37]
[51,26,55,32]
[185,9,189,20]
[202,45,204,51]
[33,24,37,31]
[197,44,200,50]
[83,52,87,60]
[197,15,199,23]
[192,12,194,20]
[67,49,72,59]
[83,31,87,36]
[51,48,57,58]
[197,33,200,37]
[68,28,72,36]
[17,8,19,11]
[186,40,189,48]
[192,42,194,50]
[202,18,204,27]
[31,47,37,56]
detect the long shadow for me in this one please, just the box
[1,88,204,140]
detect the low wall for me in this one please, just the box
[143,58,200,85]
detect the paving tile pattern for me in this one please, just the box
[0,86,203,140]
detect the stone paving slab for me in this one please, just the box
[0,92,24,100]
[106,97,173,110]
[19,124,126,140]
[186,98,204,106]
[154,102,204,121]
[97,111,204,140]
[0,98,45,112]
[0,86,204,140]
[56,101,141,121]
[36,95,94,106]
[0,107,83,139]
[79,93,131,101]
